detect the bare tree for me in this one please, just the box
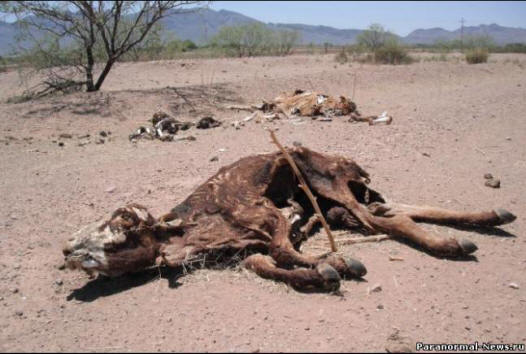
[5,1,204,94]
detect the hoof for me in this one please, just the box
[316,263,341,292]
[495,209,516,225]
[458,239,478,255]
[344,257,367,278]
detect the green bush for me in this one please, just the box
[465,48,489,64]
[210,23,300,57]
[373,40,413,64]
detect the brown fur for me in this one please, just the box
[64,147,516,291]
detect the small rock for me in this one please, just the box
[57,263,66,270]
[371,284,382,293]
[11,288,19,294]
[59,133,72,139]
[485,178,500,188]
[55,279,63,286]
[209,156,219,162]
[105,186,116,193]
[15,310,23,317]
[422,152,430,157]
[506,137,512,141]
[292,141,302,147]
[483,173,493,179]
[377,304,384,310]
[509,282,519,289]
[95,138,105,144]
[58,142,64,147]
[99,131,108,137]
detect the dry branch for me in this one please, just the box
[329,234,390,246]
[268,129,337,252]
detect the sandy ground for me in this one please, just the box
[0,53,525,352]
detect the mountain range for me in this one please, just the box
[1,8,526,55]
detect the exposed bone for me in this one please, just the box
[269,130,337,252]
[370,112,393,125]
[243,112,257,122]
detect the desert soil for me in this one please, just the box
[0,53,525,352]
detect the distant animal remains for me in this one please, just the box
[228,89,393,126]
[63,145,516,291]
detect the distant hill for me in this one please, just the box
[1,8,526,56]
[405,23,526,45]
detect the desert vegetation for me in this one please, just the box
[2,0,205,96]
[209,23,300,57]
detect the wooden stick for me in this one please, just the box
[269,130,337,252]
[328,234,390,246]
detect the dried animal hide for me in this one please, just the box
[64,147,515,291]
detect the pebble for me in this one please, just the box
[105,186,116,193]
[209,156,219,162]
[59,133,72,139]
[483,173,493,179]
[509,282,519,289]
[55,279,63,286]
[15,310,23,317]
[485,178,500,188]
[58,142,64,147]
[371,284,382,293]
[377,304,384,310]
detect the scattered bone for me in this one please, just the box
[369,111,393,125]
[232,120,244,130]
[229,89,393,125]
[174,135,196,142]
[243,112,258,122]
[389,255,404,261]
[130,111,198,142]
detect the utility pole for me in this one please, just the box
[460,17,465,52]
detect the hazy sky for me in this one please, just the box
[210,1,526,36]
